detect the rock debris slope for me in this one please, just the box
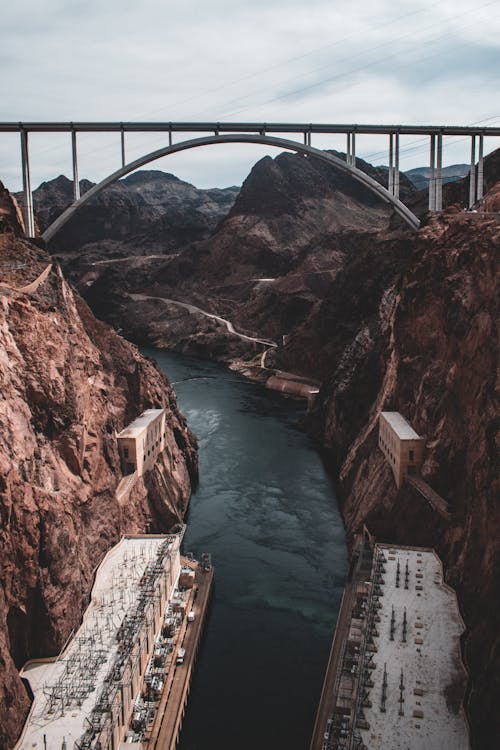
[0,191,197,749]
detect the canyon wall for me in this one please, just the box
[312,208,499,749]
[0,203,197,748]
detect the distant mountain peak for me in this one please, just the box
[122,169,184,185]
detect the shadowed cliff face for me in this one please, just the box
[0,219,197,748]
[25,170,239,254]
[312,208,499,749]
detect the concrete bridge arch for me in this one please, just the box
[42,133,421,243]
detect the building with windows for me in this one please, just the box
[378,412,425,488]
[117,409,166,477]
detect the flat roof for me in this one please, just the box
[359,544,470,749]
[381,411,422,440]
[17,535,180,750]
[117,408,164,439]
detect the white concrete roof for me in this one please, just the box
[17,535,179,750]
[117,408,164,439]
[381,411,422,440]
[360,545,470,750]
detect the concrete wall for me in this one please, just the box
[117,410,167,477]
[378,415,424,487]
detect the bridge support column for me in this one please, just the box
[435,133,443,211]
[346,132,356,166]
[71,129,80,202]
[394,132,400,200]
[20,129,35,238]
[120,125,126,168]
[429,134,436,211]
[469,135,476,208]
[477,134,484,202]
[388,133,394,195]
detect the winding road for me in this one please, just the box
[92,254,174,266]
[130,293,277,349]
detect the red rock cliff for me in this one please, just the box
[315,208,499,748]
[0,221,197,748]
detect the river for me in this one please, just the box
[145,349,348,750]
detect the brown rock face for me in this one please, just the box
[0,230,197,748]
[15,150,500,748]
[24,171,239,255]
[314,209,499,749]
[57,151,408,362]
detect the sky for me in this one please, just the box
[1,0,500,192]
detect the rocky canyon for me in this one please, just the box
[3,145,500,749]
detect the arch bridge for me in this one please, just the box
[1,121,499,239]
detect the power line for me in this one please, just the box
[215,3,500,119]
[130,0,448,121]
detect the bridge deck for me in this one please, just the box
[1,121,500,136]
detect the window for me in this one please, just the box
[409,450,414,461]
[124,448,129,458]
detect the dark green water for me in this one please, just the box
[145,349,348,750]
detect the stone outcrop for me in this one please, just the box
[52,151,413,361]
[23,170,239,255]
[0,216,197,748]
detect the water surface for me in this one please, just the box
[145,349,348,750]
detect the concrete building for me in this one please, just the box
[310,541,470,750]
[117,409,166,477]
[378,412,425,487]
[16,534,182,750]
